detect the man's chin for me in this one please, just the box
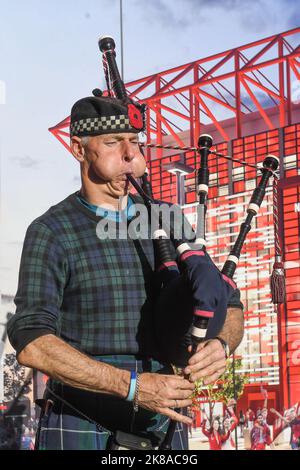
[115,180,131,194]
[109,185,130,198]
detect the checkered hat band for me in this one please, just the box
[70,115,131,136]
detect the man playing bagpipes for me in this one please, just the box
[7,88,244,450]
[8,38,255,450]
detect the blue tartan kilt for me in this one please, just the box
[36,355,188,450]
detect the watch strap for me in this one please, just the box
[215,336,230,358]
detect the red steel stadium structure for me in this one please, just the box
[50,27,300,414]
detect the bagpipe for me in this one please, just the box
[98,36,283,449]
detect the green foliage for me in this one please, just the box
[193,358,249,407]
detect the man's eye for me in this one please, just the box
[105,141,118,145]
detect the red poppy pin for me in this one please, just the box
[128,103,143,130]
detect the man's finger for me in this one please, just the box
[160,407,193,425]
[203,368,226,385]
[189,359,226,382]
[188,340,224,367]
[189,341,214,364]
[185,349,225,376]
[164,398,193,409]
[175,380,195,391]
[166,389,194,401]
[158,375,195,391]
[188,343,206,354]
[164,379,194,393]
[187,350,224,374]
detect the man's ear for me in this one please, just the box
[70,136,85,163]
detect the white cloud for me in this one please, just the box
[11,155,40,168]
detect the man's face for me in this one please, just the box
[73,132,146,197]
[257,415,264,425]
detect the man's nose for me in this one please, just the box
[122,141,135,162]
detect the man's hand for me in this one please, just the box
[184,339,227,385]
[138,373,194,425]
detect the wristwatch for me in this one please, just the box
[215,337,230,359]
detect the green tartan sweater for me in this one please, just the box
[7,192,243,358]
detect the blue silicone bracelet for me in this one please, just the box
[126,371,137,402]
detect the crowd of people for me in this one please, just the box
[0,415,37,450]
[197,389,300,451]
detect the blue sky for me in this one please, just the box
[0,0,299,295]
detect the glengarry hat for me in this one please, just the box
[70,95,144,137]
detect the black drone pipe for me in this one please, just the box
[221,155,279,279]
[99,36,176,271]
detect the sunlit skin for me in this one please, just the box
[223,418,231,430]
[256,415,264,426]
[262,407,268,420]
[213,419,220,432]
[70,132,146,210]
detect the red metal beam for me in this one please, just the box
[194,91,230,141]
[148,62,195,98]
[290,58,300,81]
[286,58,292,125]
[155,75,163,158]
[235,51,242,138]
[147,102,186,147]
[124,27,300,88]
[49,128,71,153]
[193,66,200,145]
[240,76,274,130]
[197,88,237,113]
[199,62,252,113]
[240,35,279,70]
[155,101,191,121]
[126,74,156,99]
[50,27,300,156]
[194,50,236,86]
[240,51,281,97]
[241,56,286,74]
[243,74,281,100]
